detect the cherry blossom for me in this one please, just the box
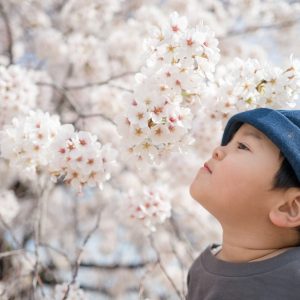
[0,65,38,129]
[66,33,110,81]
[125,186,172,233]
[118,12,220,165]
[0,110,61,177]
[60,0,121,35]
[212,57,300,125]
[48,126,118,192]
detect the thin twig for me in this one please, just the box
[62,204,104,300]
[139,259,158,300]
[37,81,117,126]
[0,248,25,259]
[32,179,51,298]
[108,83,133,93]
[54,64,73,114]
[76,113,116,126]
[168,216,195,261]
[0,214,44,298]
[222,17,300,39]
[0,214,22,247]
[149,235,185,300]
[64,71,136,90]
[36,82,77,113]
[29,273,113,296]
[79,260,155,270]
[0,2,13,64]
[168,229,187,296]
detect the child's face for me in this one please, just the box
[190,123,284,226]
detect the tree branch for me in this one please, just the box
[222,17,300,39]
[32,179,52,298]
[36,82,77,113]
[168,215,195,260]
[139,259,158,299]
[36,82,117,126]
[76,112,116,126]
[64,71,136,90]
[44,260,155,271]
[62,204,103,300]
[108,83,133,93]
[0,2,13,64]
[149,235,185,300]
[0,248,25,259]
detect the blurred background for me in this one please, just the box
[0,0,300,299]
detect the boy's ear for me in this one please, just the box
[269,188,300,228]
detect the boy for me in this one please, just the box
[188,107,300,299]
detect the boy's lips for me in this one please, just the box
[204,163,212,174]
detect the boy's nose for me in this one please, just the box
[212,145,226,160]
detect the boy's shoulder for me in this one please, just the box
[187,244,300,300]
[188,243,300,284]
[194,243,300,273]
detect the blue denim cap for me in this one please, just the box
[221,108,300,182]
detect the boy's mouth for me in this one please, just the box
[204,163,212,174]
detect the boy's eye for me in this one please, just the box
[237,142,250,151]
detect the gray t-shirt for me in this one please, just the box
[187,243,300,300]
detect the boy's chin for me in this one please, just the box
[189,184,204,204]
[189,184,214,212]
[189,178,205,199]
[189,182,197,199]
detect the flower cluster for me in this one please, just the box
[0,189,19,225]
[211,57,300,125]
[0,65,38,129]
[60,0,120,35]
[66,33,109,80]
[34,28,68,63]
[117,12,220,166]
[125,186,172,233]
[144,12,220,77]
[54,283,87,300]
[0,110,61,177]
[0,111,117,192]
[48,125,118,191]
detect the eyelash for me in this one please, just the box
[237,142,250,151]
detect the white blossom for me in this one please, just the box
[66,33,110,81]
[118,12,220,165]
[212,57,300,126]
[0,190,19,225]
[0,110,61,178]
[34,28,68,63]
[125,186,172,233]
[48,126,118,192]
[0,65,38,128]
[60,0,120,35]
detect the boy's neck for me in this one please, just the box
[215,243,296,262]
[216,227,300,263]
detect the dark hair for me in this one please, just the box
[271,151,300,190]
